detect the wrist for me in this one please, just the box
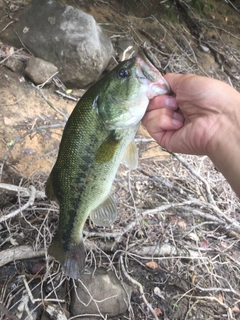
[207,92,240,197]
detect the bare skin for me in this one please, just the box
[142,73,240,197]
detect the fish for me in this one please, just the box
[45,52,171,279]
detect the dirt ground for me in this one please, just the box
[0,0,240,319]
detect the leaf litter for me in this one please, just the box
[0,0,240,319]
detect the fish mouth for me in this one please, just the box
[135,52,171,99]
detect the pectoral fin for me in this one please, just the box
[123,140,138,169]
[96,131,122,163]
[90,194,117,227]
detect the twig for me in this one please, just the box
[121,46,134,61]
[37,71,59,89]
[138,166,189,197]
[226,0,239,12]
[0,97,23,107]
[45,305,68,320]
[32,84,68,121]
[0,302,18,320]
[84,202,190,242]
[133,243,203,258]
[120,255,159,320]
[0,245,46,268]
[0,182,46,199]
[0,185,36,223]
[171,153,215,204]
[55,90,79,101]
[0,20,15,34]
[22,275,36,304]
[194,284,240,297]
[84,198,238,243]
[179,294,232,319]
[14,31,33,55]
[0,48,24,65]
[72,279,105,318]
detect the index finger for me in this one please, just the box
[147,95,178,112]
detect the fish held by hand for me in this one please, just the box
[46,52,170,279]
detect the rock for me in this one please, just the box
[70,268,132,318]
[4,57,24,73]
[1,0,115,88]
[25,57,58,85]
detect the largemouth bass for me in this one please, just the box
[46,52,170,279]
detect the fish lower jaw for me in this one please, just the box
[146,82,171,99]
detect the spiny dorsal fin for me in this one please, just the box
[90,194,117,227]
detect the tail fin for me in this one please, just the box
[48,238,86,279]
[63,241,86,279]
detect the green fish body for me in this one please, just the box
[46,52,170,279]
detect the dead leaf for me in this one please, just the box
[154,308,163,316]
[154,287,164,298]
[178,219,187,228]
[9,46,15,55]
[200,240,209,248]
[146,261,159,270]
[218,293,224,303]
[170,216,178,224]
[10,238,18,246]
[220,241,229,249]
[232,305,240,313]
[186,232,199,242]
[3,116,13,126]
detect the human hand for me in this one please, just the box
[142,73,240,156]
[142,73,240,196]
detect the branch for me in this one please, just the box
[0,245,46,268]
[32,84,68,122]
[120,255,159,320]
[0,186,36,223]
[0,183,46,199]
[0,302,18,320]
[138,166,189,197]
[132,243,202,259]
[171,153,215,204]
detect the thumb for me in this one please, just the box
[164,73,195,95]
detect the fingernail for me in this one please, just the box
[172,119,182,126]
[172,112,184,126]
[165,97,178,109]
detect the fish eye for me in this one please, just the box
[118,69,131,79]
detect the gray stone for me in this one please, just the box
[25,57,58,85]
[4,57,24,73]
[1,0,115,88]
[70,268,132,318]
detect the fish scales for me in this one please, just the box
[46,53,171,278]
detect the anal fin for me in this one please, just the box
[90,194,117,227]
